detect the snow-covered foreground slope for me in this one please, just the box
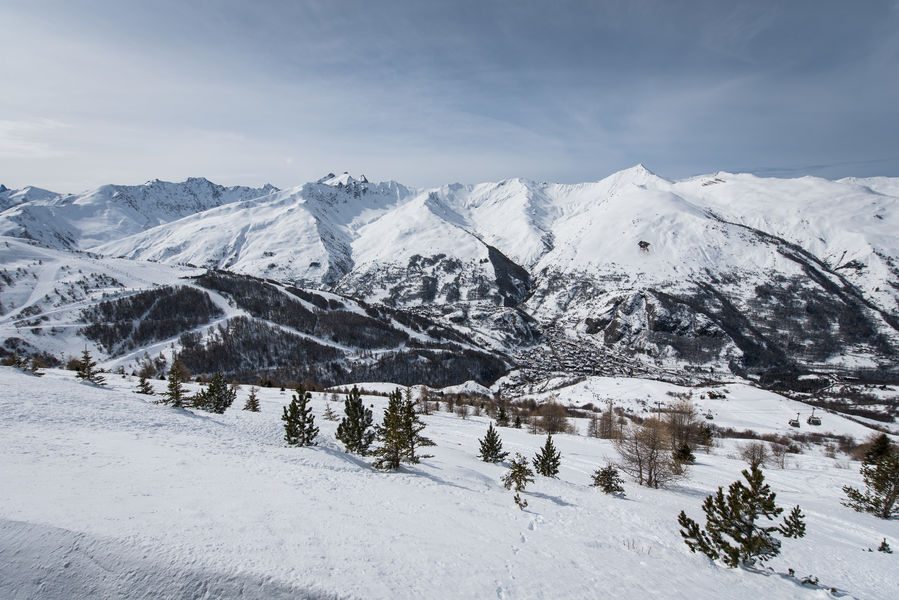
[1,367,896,599]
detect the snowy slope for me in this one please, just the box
[0,183,58,211]
[95,187,337,283]
[519,375,882,440]
[670,172,899,311]
[98,177,416,285]
[0,177,277,249]
[20,167,897,319]
[86,167,899,314]
[0,236,506,388]
[4,167,899,387]
[1,366,896,599]
[0,236,211,360]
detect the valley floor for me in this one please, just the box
[0,368,896,599]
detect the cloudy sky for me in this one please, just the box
[1,0,898,192]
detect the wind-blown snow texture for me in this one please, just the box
[1,367,896,599]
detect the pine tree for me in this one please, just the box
[243,386,260,412]
[478,423,509,463]
[864,434,893,464]
[194,373,236,413]
[502,453,535,493]
[513,414,522,429]
[674,443,696,465]
[323,404,339,421]
[533,434,561,477]
[496,403,510,427]
[843,442,898,519]
[75,348,105,385]
[591,464,625,495]
[282,387,318,447]
[336,386,375,455]
[373,389,405,470]
[402,390,434,464]
[136,374,155,395]
[677,464,806,567]
[161,363,186,407]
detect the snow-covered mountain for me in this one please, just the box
[97,175,414,284]
[0,183,58,211]
[2,167,898,391]
[0,177,277,249]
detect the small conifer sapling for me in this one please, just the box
[591,464,625,495]
[336,386,375,455]
[533,434,562,477]
[243,386,260,412]
[76,348,105,385]
[373,389,405,470]
[161,362,187,407]
[402,392,435,464]
[136,373,155,395]
[282,387,318,447]
[478,423,509,463]
[502,453,535,493]
[496,403,510,427]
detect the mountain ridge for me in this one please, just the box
[2,166,898,391]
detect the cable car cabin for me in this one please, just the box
[788,413,801,428]
[807,408,821,426]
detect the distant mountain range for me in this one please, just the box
[1,167,897,393]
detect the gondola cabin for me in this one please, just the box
[807,408,821,426]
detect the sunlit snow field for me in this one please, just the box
[1,367,897,599]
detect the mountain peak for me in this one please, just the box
[623,163,656,177]
[600,163,669,189]
[320,172,357,187]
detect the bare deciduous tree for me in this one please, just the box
[770,443,788,469]
[538,395,570,435]
[739,442,770,469]
[665,400,700,451]
[615,419,686,488]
